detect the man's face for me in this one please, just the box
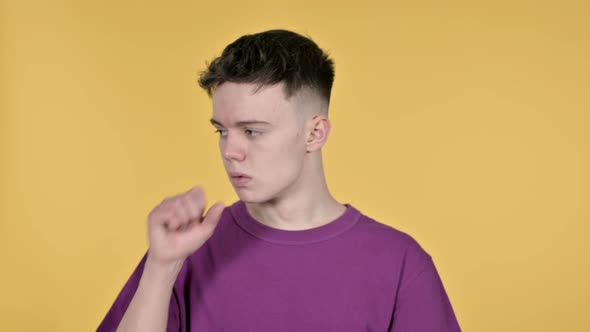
[211,82,309,203]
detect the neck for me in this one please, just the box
[244,154,346,231]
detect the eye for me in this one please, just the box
[214,129,227,137]
[245,129,262,137]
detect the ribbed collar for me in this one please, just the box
[229,200,361,245]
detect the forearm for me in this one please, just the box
[116,259,183,332]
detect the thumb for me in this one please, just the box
[201,201,225,229]
[172,201,226,255]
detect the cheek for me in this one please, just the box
[269,134,305,160]
[253,126,307,165]
[270,138,306,173]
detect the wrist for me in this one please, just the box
[143,256,184,288]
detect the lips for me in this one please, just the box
[229,171,251,179]
[229,172,252,187]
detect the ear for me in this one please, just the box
[306,115,331,153]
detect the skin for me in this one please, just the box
[211,81,346,230]
[115,81,345,332]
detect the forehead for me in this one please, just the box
[211,82,292,124]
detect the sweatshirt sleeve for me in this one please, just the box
[390,237,462,332]
[95,251,182,332]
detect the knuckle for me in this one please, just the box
[148,207,163,220]
[191,187,206,200]
[187,192,205,207]
[173,205,188,221]
[180,198,197,218]
[170,200,183,211]
[167,216,179,227]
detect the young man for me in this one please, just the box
[97,29,462,332]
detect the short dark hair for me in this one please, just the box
[198,29,335,104]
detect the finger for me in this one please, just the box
[166,211,182,231]
[172,198,189,226]
[149,203,174,228]
[149,197,171,223]
[172,201,225,251]
[182,188,206,222]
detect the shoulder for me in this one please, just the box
[355,210,431,256]
[355,210,438,292]
[351,209,433,276]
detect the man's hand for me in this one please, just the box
[146,186,225,267]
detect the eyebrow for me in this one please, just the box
[209,118,272,127]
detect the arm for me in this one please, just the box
[97,186,225,332]
[389,236,462,332]
[115,259,183,332]
[390,256,462,332]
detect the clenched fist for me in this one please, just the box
[146,186,225,266]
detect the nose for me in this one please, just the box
[221,132,246,162]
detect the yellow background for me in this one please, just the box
[1,0,589,331]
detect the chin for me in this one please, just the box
[233,188,259,203]
[234,188,277,204]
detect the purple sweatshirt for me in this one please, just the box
[97,200,462,331]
